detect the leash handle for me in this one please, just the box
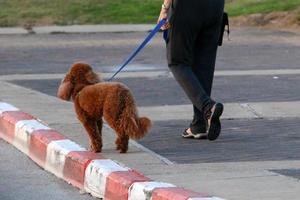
[106,19,167,81]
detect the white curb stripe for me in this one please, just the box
[84,159,129,198]
[0,102,19,114]
[128,181,176,200]
[45,139,85,178]
[13,119,51,154]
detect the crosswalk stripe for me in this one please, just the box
[1,69,300,80]
[139,101,300,121]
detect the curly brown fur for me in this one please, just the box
[57,62,152,153]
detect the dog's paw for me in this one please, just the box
[119,148,128,153]
[116,146,127,153]
[92,149,102,153]
[90,144,102,153]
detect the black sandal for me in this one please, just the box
[206,102,224,141]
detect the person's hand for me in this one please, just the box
[157,7,169,30]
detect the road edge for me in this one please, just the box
[0,102,225,200]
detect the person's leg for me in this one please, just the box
[190,0,225,140]
[189,26,220,134]
[189,106,207,134]
[167,0,224,139]
[169,64,212,113]
[167,1,213,116]
[169,64,211,139]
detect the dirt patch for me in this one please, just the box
[230,8,300,33]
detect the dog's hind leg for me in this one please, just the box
[115,132,129,153]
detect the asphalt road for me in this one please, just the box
[0,139,94,200]
[1,27,300,200]
[0,28,299,75]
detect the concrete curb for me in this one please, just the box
[0,24,155,35]
[0,102,225,200]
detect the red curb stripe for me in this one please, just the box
[0,111,34,143]
[63,151,105,188]
[29,129,67,167]
[151,187,209,200]
[105,170,152,200]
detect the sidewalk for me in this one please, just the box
[1,72,300,200]
[0,24,155,35]
[0,80,225,200]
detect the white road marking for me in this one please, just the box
[2,69,300,81]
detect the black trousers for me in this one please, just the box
[166,0,225,133]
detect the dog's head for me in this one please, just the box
[57,62,101,101]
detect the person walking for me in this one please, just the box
[158,0,225,140]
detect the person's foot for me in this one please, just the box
[182,128,207,139]
[206,102,224,141]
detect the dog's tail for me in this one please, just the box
[127,116,152,140]
[121,98,152,140]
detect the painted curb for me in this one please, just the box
[0,102,225,200]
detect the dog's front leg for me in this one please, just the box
[82,120,103,153]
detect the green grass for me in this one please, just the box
[0,0,161,27]
[225,0,300,16]
[0,0,299,27]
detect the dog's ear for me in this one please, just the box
[85,70,100,84]
[57,75,74,101]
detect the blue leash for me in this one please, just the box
[106,19,167,81]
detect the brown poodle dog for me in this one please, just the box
[57,62,151,153]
